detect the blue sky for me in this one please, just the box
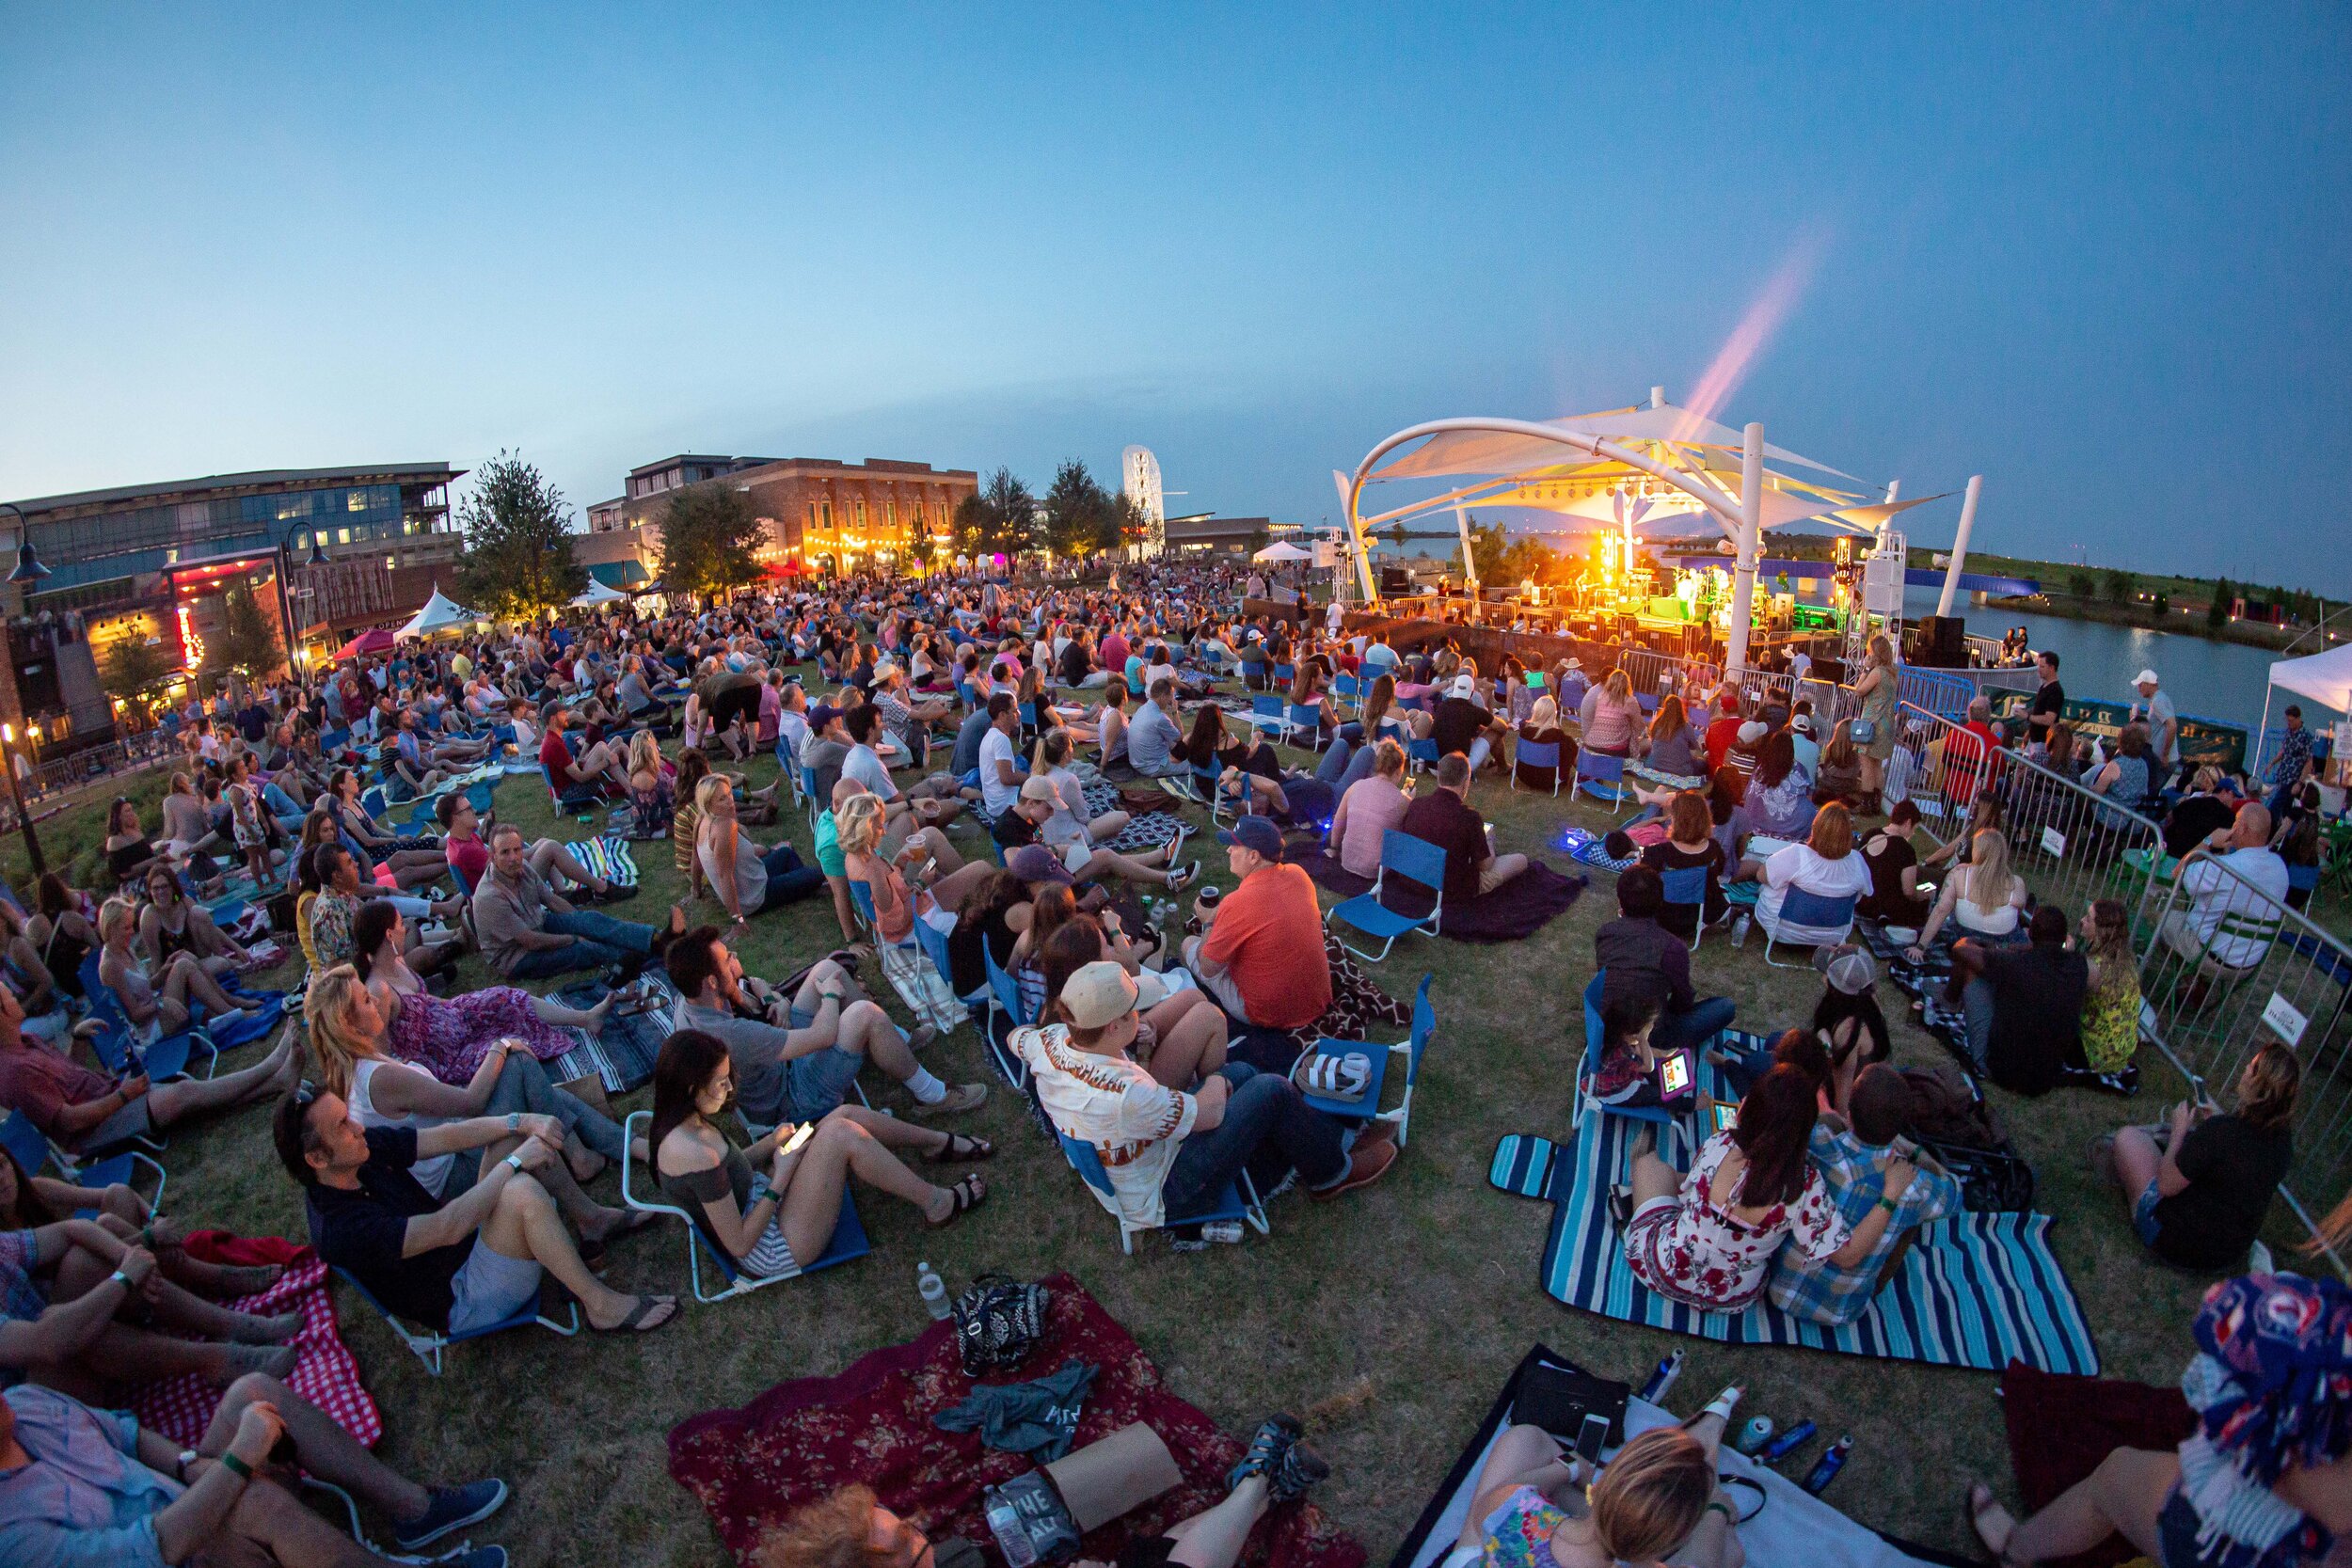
[3,4,2346,588]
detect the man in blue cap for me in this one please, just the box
[1183,816,1331,1031]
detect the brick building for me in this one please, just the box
[584,454,977,583]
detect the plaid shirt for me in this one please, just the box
[1766,1125,1959,1325]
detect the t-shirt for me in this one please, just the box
[1335,776,1411,879]
[813,812,846,879]
[978,726,1023,817]
[1431,697,1491,759]
[1397,788,1490,903]
[843,743,897,801]
[1857,832,1924,923]
[949,709,993,778]
[1981,943,2090,1096]
[2164,794,2236,860]
[306,1126,470,1331]
[1705,714,1745,773]
[1197,864,1330,1029]
[2026,680,2066,737]
[0,1046,113,1148]
[677,998,808,1125]
[2149,1113,2293,1271]
[445,832,491,892]
[2142,689,2180,766]
[537,727,575,782]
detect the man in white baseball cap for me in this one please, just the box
[2133,669,2179,791]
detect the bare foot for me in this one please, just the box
[231,1310,305,1345]
[211,1264,286,1296]
[584,997,614,1035]
[215,1343,299,1385]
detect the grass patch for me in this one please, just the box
[68,676,2255,1565]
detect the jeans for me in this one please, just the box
[1161,1064,1347,1221]
[1653,995,1738,1061]
[1314,740,1356,785]
[262,782,303,818]
[758,844,827,910]
[481,1051,628,1161]
[1337,721,1365,745]
[1962,978,1996,1069]
[506,907,658,980]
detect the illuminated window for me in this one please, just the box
[294,531,309,550]
[821,502,833,530]
[336,528,350,545]
[855,500,867,530]
[347,491,367,513]
[885,501,896,529]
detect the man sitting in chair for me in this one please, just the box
[277,1085,677,1338]
[1766,1063,1956,1326]
[536,705,630,799]
[1397,753,1528,900]
[1182,817,1329,1031]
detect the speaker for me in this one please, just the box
[1379,567,1413,597]
[1910,614,1968,668]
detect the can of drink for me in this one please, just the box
[1197,884,1221,911]
[1735,1417,1775,1455]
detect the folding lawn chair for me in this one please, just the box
[0,1108,167,1215]
[1296,973,1437,1148]
[1511,738,1562,797]
[1247,694,1288,741]
[1758,887,1860,968]
[1326,830,1445,961]
[979,943,1034,1086]
[76,953,217,1085]
[1575,974,1677,1130]
[1571,750,1629,813]
[1283,704,1325,752]
[330,1265,579,1377]
[1055,1131,1266,1255]
[618,1111,871,1303]
[1659,865,1708,950]
[1406,738,1440,776]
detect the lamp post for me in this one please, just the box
[0,502,51,878]
[275,531,329,677]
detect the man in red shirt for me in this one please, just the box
[539,705,629,798]
[1183,816,1331,1030]
[0,987,296,1155]
[1944,695,2002,809]
[436,794,628,901]
[1703,689,1747,773]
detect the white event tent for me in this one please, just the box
[395,586,481,641]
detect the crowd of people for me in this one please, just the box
[0,556,2342,1566]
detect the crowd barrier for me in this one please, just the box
[1,731,181,829]
[2132,849,2352,1272]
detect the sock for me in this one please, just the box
[904,1066,947,1105]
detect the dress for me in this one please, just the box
[1622,1130,1850,1311]
[1858,669,1899,762]
[385,983,577,1085]
[2080,971,2141,1074]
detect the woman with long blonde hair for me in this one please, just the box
[696,773,824,925]
[1457,1411,1740,1568]
[837,791,993,944]
[1851,632,1900,809]
[1906,826,2028,964]
[95,895,249,1040]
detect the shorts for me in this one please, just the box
[82,1094,155,1156]
[2156,1486,2234,1568]
[786,1046,865,1121]
[2134,1180,2165,1247]
[447,1235,546,1335]
[1116,1540,1180,1568]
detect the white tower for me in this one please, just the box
[1120,446,1167,561]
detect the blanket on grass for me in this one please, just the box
[545,971,680,1095]
[1294,848,1586,943]
[1489,1101,2101,1374]
[133,1235,380,1449]
[1996,1360,2194,1568]
[667,1272,1366,1568]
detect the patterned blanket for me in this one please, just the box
[667,1273,1365,1568]
[546,971,679,1095]
[565,836,641,888]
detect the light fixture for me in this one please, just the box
[6,537,46,584]
[307,534,329,567]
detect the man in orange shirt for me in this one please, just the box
[1183,816,1332,1030]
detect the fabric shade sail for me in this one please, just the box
[2267,644,2352,714]
[1370,401,1858,484]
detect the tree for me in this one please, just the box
[1041,460,1118,560]
[1463,518,1557,586]
[2066,568,2095,600]
[656,483,768,603]
[1103,491,1147,557]
[2209,578,2233,626]
[100,634,174,723]
[453,451,587,621]
[951,467,1036,562]
[2104,567,2136,605]
[200,584,283,687]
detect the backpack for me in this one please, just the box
[950,1274,1051,1378]
[1921,1140,2038,1213]
[1899,1066,2007,1150]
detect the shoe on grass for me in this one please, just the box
[1226,1414,1304,1490]
[1267,1437,1331,1503]
[394,1478,511,1551]
[912,1082,987,1117]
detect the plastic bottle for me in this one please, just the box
[916,1261,950,1321]
[1731,913,1752,947]
[1757,1419,1817,1465]
[1639,1350,1685,1403]
[1802,1434,1852,1495]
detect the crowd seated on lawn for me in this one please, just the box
[350,900,609,1084]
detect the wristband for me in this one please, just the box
[1705,1498,1735,1523]
[219,1451,255,1482]
[107,1269,132,1289]
[1877,1194,1901,1215]
[504,1152,525,1173]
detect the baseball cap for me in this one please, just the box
[1737,721,1767,744]
[808,704,844,731]
[2134,669,2160,687]
[1005,844,1073,885]
[1789,713,1815,736]
[1060,961,1140,1030]
[1814,944,1878,996]
[1019,776,1059,803]
[1216,816,1285,860]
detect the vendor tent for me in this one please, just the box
[569,579,627,608]
[2267,643,2352,716]
[395,586,480,641]
[1252,541,1312,562]
[334,626,396,660]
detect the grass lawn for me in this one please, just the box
[106,673,2256,1567]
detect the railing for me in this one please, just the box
[2133,849,2352,1273]
[2,732,182,825]
[1891,701,2169,924]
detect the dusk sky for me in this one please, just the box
[4,5,2346,587]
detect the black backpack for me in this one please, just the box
[950,1274,1051,1378]
[1921,1140,2037,1213]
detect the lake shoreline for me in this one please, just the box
[1982,594,2320,654]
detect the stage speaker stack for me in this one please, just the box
[1379,566,1413,597]
[1910,614,1968,668]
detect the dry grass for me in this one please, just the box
[127,680,2257,1566]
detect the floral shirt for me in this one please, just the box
[1480,1485,1566,1568]
[1627,1130,1850,1310]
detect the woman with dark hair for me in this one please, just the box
[353,901,608,1086]
[1636,790,1727,941]
[1620,1062,1909,1311]
[1732,731,1817,847]
[1036,918,1227,1091]
[946,868,1032,1000]
[1637,693,1705,779]
[649,1029,985,1278]
[137,862,251,977]
[1705,766,1746,863]
[27,873,99,1003]
[103,798,167,888]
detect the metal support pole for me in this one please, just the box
[1935,474,1984,620]
[1,725,45,878]
[1726,422,1764,675]
[1454,504,1480,612]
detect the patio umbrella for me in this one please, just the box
[333,626,396,660]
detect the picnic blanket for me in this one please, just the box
[1997,1361,2195,1568]
[1489,1097,2102,1373]
[1294,847,1586,944]
[565,836,641,888]
[545,971,679,1094]
[133,1235,381,1449]
[1069,761,1185,855]
[667,1272,1365,1568]
[1554,825,1641,875]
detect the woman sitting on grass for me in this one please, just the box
[697,774,826,927]
[352,902,612,1086]
[1907,826,2028,966]
[649,1029,987,1280]
[1635,692,1705,779]
[1748,804,1870,944]
[2076,898,2142,1078]
[1457,1418,1743,1568]
[2094,1043,2297,1275]
[135,863,253,980]
[321,768,449,891]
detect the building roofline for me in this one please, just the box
[6,464,464,518]
[626,453,739,478]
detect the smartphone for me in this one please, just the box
[1708,1098,1740,1135]
[782,1122,817,1156]
[1575,1412,1611,1465]
[1656,1051,1692,1101]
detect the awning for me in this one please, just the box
[589,560,651,589]
[2267,644,2352,715]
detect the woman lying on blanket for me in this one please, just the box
[1970,1270,2352,1568]
[650,1028,988,1278]
[1619,1063,1912,1313]
[0,1146,305,1402]
[352,902,612,1086]
[308,964,637,1193]
[1454,1417,1742,1568]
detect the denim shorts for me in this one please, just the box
[448,1236,546,1336]
[786,1045,864,1120]
[2134,1180,2165,1247]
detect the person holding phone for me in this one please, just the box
[648,1029,990,1277]
[1451,1417,1743,1568]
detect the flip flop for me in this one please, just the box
[929,1132,995,1163]
[593,1294,678,1335]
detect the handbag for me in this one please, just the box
[1511,1360,1631,1449]
[950,1273,1053,1377]
[1849,719,1878,746]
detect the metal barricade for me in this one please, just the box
[2134,849,2352,1270]
[1892,701,2167,923]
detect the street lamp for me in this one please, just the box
[0,723,44,878]
[1,501,49,587]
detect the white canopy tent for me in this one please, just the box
[1252,541,1313,562]
[395,586,481,641]
[569,579,627,608]
[2256,643,2352,779]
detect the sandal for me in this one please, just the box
[926,1174,988,1227]
[593,1294,678,1335]
[930,1132,995,1163]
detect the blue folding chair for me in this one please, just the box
[1056,1131,1266,1254]
[802,765,822,826]
[76,954,216,1085]
[0,1109,167,1215]
[1572,749,1629,813]
[1406,737,1441,776]
[1332,673,1360,702]
[1273,663,1295,685]
[1511,738,1562,797]
[1247,694,1288,740]
[1297,974,1437,1148]
[913,912,981,1009]
[1576,974,1677,1129]
[980,943,1034,1086]
[1326,831,1446,961]
[1283,703,1326,752]
[619,1111,870,1303]
[331,1266,579,1376]
[1758,887,1859,968]
[542,763,601,815]
[1659,864,1709,950]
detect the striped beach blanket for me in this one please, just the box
[1496,1096,2101,1373]
[566,836,641,888]
[545,971,678,1094]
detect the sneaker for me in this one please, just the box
[434,1550,508,1568]
[1267,1437,1332,1503]
[1227,1414,1304,1490]
[911,1082,988,1117]
[1309,1138,1397,1201]
[394,1479,511,1551]
[1168,861,1200,893]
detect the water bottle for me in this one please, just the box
[1801,1434,1853,1495]
[1731,913,1752,947]
[1639,1350,1685,1403]
[1757,1419,1817,1465]
[916,1261,949,1321]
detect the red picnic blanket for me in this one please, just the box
[668,1273,1365,1568]
[131,1232,382,1450]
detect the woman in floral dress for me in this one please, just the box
[350,901,611,1085]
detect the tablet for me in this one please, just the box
[1655,1050,1693,1101]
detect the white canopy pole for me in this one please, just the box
[1726,422,1764,676]
[1935,474,1984,619]
[1335,469,1377,605]
[1454,504,1480,610]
